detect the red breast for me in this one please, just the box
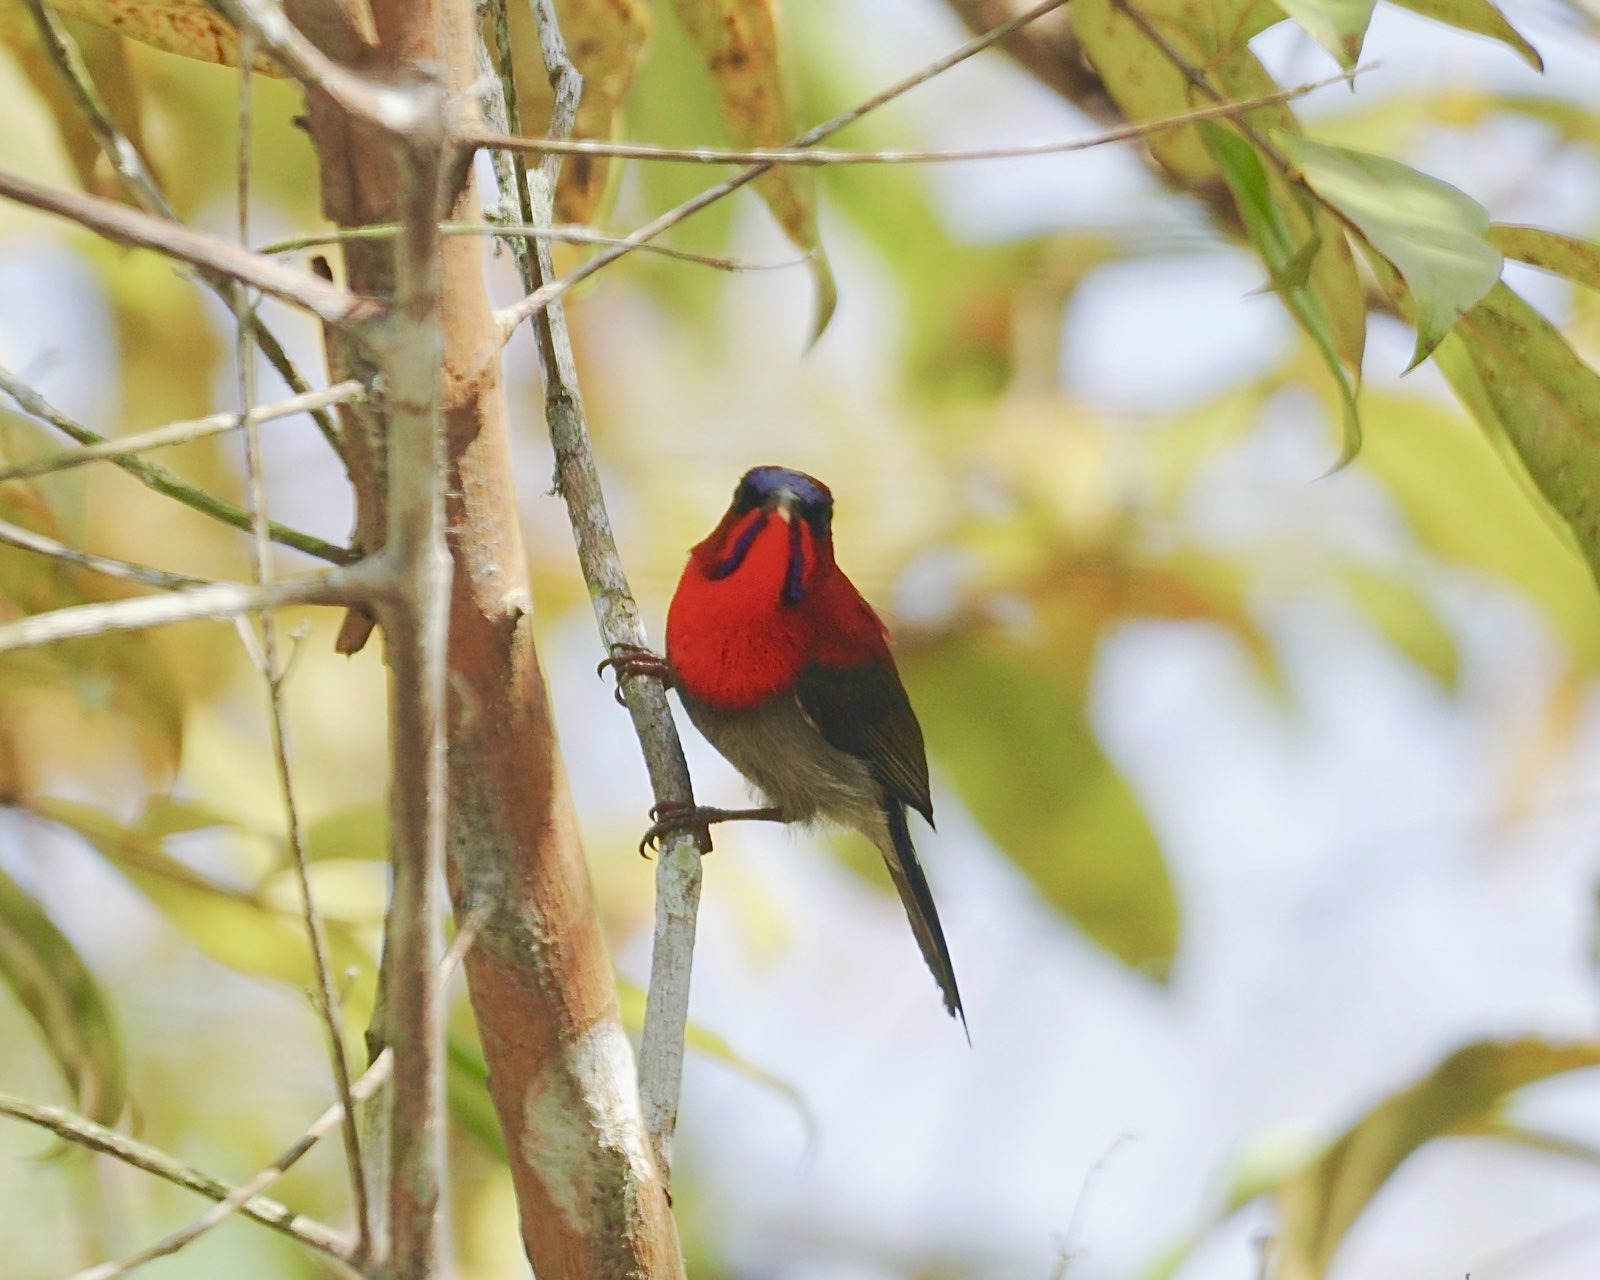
[666,506,889,710]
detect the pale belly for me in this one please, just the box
[676,687,887,840]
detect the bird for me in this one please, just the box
[606,465,964,1030]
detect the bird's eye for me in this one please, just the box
[732,480,757,512]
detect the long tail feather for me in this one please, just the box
[881,801,967,1037]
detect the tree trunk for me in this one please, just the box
[285,0,681,1271]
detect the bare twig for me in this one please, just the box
[56,915,483,1280]
[211,0,422,128]
[0,382,364,484]
[468,74,1361,166]
[0,518,213,591]
[496,0,700,1181]
[945,0,1119,123]
[0,362,353,563]
[20,0,345,458]
[482,0,535,286]
[0,570,363,653]
[65,1062,393,1280]
[494,0,1075,339]
[0,168,377,325]
[525,0,581,192]
[261,219,806,269]
[369,76,453,1280]
[230,55,371,1260]
[21,0,166,208]
[0,1091,356,1269]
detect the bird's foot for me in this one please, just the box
[598,643,670,707]
[640,800,714,857]
[637,803,786,857]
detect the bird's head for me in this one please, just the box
[693,465,835,605]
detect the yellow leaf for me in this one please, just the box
[502,0,651,224]
[0,8,152,199]
[48,0,281,74]
[666,0,834,337]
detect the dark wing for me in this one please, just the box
[795,659,933,824]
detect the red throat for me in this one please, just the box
[666,508,890,709]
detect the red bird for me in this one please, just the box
[618,466,963,1028]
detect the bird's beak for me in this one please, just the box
[763,488,800,522]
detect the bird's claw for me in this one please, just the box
[639,800,714,857]
[597,643,670,708]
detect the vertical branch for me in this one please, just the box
[234,0,682,1270]
[493,0,705,1180]
[228,39,372,1262]
[373,84,453,1280]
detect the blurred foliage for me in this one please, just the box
[1148,1039,1600,1280]
[2,0,1600,1274]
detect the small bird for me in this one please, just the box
[610,465,964,1029]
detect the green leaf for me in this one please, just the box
[905,637,1179,978]
[1488,224,1600,291]
[1434,283,1600,591]
[0,863,126,1126]
[1068,0,1291,185]
[1276,0,1376,67]
[29,798,375,1001]
[1358,391,1600,667]
[1336,566,1459,689]
[1205,124,1363,462]
[1275,1039,1600,1278]
[1276,132,1503,367]
[1385,0,1543,71]
[302,805,387,862]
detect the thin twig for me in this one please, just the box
[0,1092,356,1269]
[369,76,454,1279]
[494,0,1075,339]
[0,167,377,326]
[468,72,1361,166]
[230,53,372,1260]
[260,219,807,270]
[0,382,364,484]
[0,518,213,591]
[505,0,704,1184]
[0,362,353,564]
[56,914,483,1280]
[0,570,363,653]
[20,0,345,459]
[65,1061,392,1280]
[210,0,418,128]
[480,0,534,287]
[525,0,582,193]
